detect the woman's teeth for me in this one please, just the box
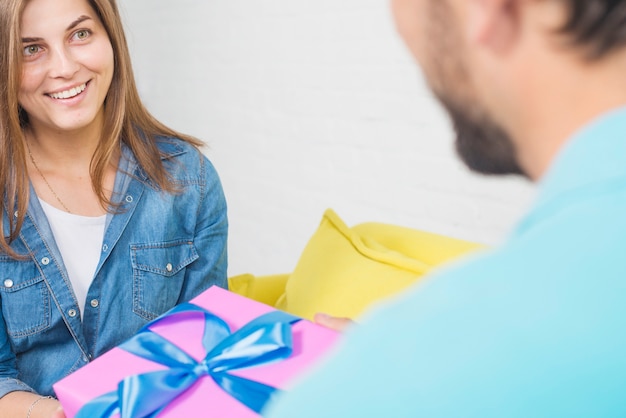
[48,83,87,99]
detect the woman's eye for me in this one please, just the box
[23,45,40,56]
[74,30,90,40]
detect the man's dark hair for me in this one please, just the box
[561,0,626,58]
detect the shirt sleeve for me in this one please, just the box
[177,153,228,303]
[0,311,36,398]
[262,240,626,418]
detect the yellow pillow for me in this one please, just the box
[274,209,482,320]
[352,221,483,267]
[228,273,289,307]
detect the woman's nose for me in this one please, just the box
[48,46,80,79]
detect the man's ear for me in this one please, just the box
[465,0,521,54]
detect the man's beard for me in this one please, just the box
[439,94,526,176]
[423,1,526,177]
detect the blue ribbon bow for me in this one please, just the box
[76,303,300,418]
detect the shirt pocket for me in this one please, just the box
[130,240,199,321]
[0,258,51,338]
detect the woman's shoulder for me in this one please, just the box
[152,136,220,180]
[154,135,202,159]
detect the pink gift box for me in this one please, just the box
[53,286,339,417]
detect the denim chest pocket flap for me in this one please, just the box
[131,240,199,276]
[0,257,51,338]
[130,240,199,320]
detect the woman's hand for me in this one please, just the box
[50,406,66,418]
[0,391,65,418]
[314,313,355,332]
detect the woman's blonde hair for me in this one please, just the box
[0,0,203,257]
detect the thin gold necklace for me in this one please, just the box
[25,140,73,214]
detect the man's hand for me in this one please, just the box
[314,313,355,332]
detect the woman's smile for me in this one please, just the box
[46,81,88,100]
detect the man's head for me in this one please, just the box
[391,0,626,178]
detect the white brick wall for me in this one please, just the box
[118,0,535,276]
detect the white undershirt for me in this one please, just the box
[39,198,106,318]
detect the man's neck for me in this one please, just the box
[511,50,626,181]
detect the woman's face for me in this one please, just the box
[18,0,114,136]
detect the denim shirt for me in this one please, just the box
[0,137,228,398]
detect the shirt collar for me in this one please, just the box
[516,106,626,234]
[537,106,626,200]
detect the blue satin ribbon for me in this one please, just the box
[75,303,300,418]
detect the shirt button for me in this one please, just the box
[90,299,100,308]
[125,195,134,203]
[102,244,109,252]
[41,257,50,265]
[3,279,14,288]
[166,263,173,273]
[68,309,78,318]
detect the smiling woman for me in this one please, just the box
[0,0,228,417]
[19,7,114,139]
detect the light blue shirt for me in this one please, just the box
[264,107,626,417]
[0,137,228,398]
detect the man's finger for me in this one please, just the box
[314,313,354,332]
